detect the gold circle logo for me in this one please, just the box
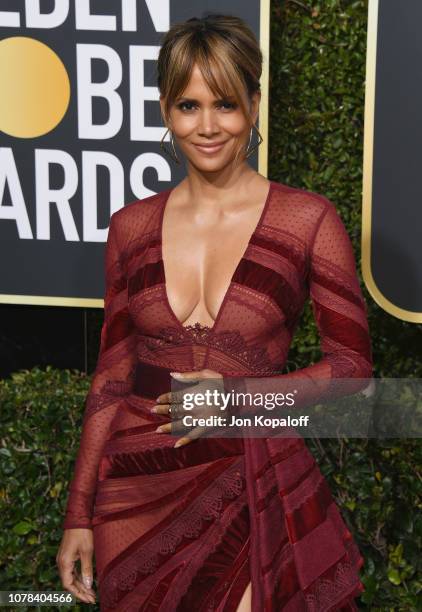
[0,36,70,138]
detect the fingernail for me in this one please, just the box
[151,407,157,413]
[174,439,183,448]
[170,372,182,377]
[156,426,163,432]
[83,576,92,588]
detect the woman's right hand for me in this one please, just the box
[56,529,96,605]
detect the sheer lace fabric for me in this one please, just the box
[63,181,372,611]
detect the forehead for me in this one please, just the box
[179,63,231,100]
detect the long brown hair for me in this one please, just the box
[157,14,263,127]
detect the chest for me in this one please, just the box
[161,197,269,326]
[126,190,310,340]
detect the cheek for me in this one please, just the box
[220,116,250,140]
[171,116,197,139]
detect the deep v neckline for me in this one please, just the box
[159,180,274,333]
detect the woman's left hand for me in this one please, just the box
[151,369,225,448]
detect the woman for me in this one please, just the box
[57,14,372,611]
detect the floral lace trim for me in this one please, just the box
[137,323,276,375]
[305,544,363,611]
[310,285,366,328]
[183,321,213,332]
[260,224,307,261]
[325,347,372,379]
[260,527,363,611]
[161,496,248,612]
[101,462,245,607]
[311,255,364,302]
[83,377,134,422]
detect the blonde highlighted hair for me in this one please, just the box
[157,14,263,126]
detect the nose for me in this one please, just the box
[197,108,220,137]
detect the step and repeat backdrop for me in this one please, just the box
[0,0,270,307]
[2,1,419,324]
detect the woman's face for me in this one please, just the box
[161,63,260,173]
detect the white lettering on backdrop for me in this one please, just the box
[0,0,172,240]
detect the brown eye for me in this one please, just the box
[177,101,196,112]
[217,101,237,111]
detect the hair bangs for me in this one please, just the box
[161,30,253,123]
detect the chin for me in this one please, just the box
[189,155,237,173]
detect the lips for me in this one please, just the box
[193,141,228,154]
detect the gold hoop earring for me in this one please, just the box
[160,127,181,164]
[245,123,263,159]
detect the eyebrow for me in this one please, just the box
[175,95,237,104]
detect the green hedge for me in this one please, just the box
[0,368,91,610]
[1,1,421,610]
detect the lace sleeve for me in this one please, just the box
[62,212,137,529]
[236,199,373,408]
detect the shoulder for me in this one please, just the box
[270,180,333,219]
[108,188,170,252]
[268,181,340,244]
[110,189,168,228]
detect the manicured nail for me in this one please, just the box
[150,407,157,413]
[174,439,183,448]
[170,372,182,377]
[83,576,92,588]
[156,426,163,432]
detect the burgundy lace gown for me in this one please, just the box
[62,181,373,611]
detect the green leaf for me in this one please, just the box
[12,521,34,535]
[387,568,402,585]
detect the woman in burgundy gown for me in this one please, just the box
[57,14,372,611]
